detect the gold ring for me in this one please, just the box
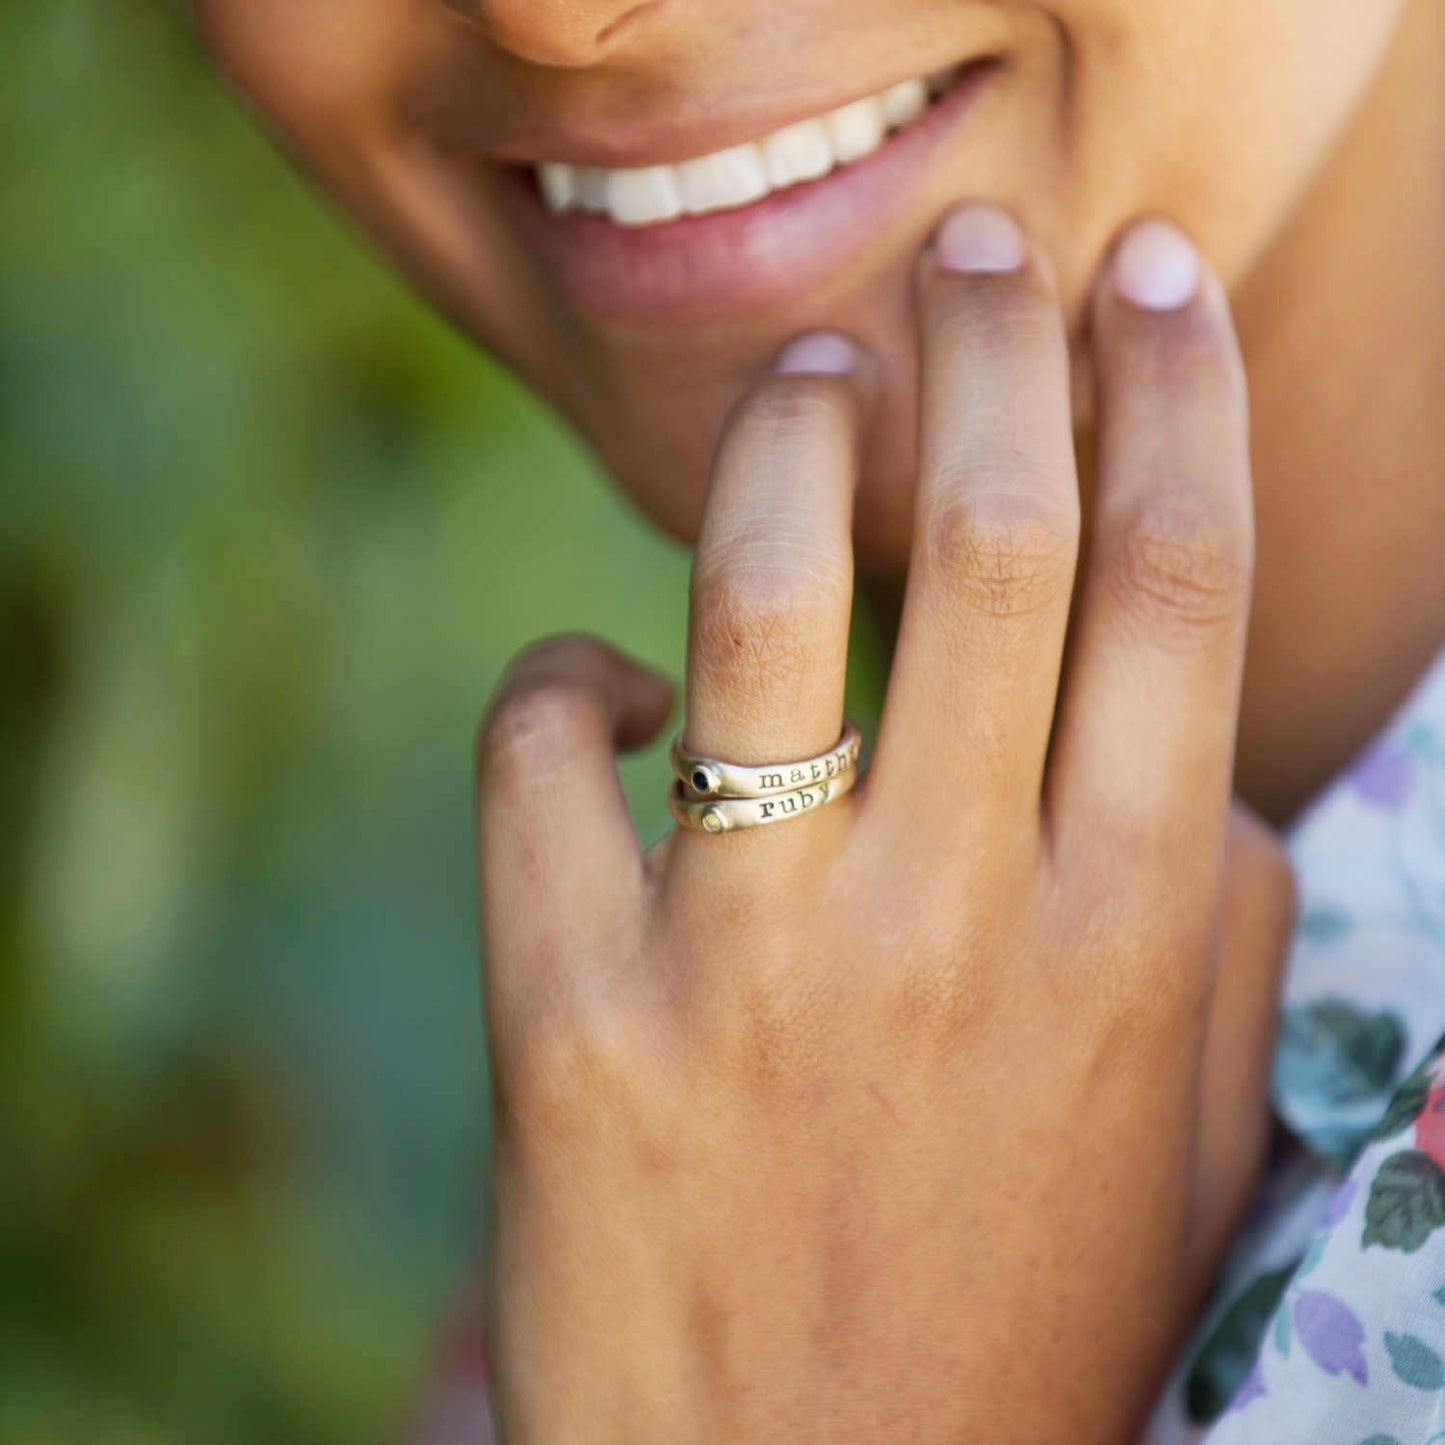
[671,719,862,800]
[668,764,858,834]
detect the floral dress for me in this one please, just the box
[1146,644,1445,1445]
[405,646,1445,1445]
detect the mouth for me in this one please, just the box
[534,67,962,228]
[494,57,1002,321]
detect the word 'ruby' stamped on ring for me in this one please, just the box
[668,766,859,834]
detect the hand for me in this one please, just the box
[472,206,1298,1443]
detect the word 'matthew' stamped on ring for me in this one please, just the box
[757,752,850,793]
[670,720,863,801]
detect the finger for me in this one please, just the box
[1047,218,1254,896]
[681,331,868,787]
[1191,800,1298,1279]
[475,633,674,969]
[866,204,1079,849]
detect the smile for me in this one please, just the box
[535,68,962,229]
[498,57,1002,320]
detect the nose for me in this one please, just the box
[472,0,661,68]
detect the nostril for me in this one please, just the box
[465,0,661,69]
[596,0,664,46]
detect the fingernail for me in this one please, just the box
[935,203,1026,274]
[1112,217,1200,310]
[773,330,860,375]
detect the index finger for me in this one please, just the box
[680,333,869,788]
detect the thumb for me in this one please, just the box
[475,632,676,966]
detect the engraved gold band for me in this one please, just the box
[670,719,862,800]
[668,764,858,834]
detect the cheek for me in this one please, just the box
[192,0,410,130]
[1047,0,1406,293]
[556,338,771,555]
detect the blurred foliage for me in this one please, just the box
[0,1,888,1440]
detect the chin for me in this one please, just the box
[577,294,1099,583]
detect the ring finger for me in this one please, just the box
[1046,218,1253,891]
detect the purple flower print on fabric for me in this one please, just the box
[1293,1291,1369,1384]
[1349,742,1416,810]
[1324,1177,1359,1228]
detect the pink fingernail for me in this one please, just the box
[935,204,1026,274]
[1112,218,1200,310]
[772,331,860,375]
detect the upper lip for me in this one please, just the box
[462,57,989,170]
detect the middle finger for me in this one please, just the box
[867,203,1080,848]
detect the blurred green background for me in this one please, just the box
[1,2,889,1439]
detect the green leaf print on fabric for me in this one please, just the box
[1363,1150,1445,1253]
[1384,1331,1445,1390]
[1370,1052,1437,1144]
[1273,1302,1292,1357]
[1275,1001,1406,1109]
[1184,1264,1297,1423]
[1296,1232,1329,1278]
[1299,905,1353,945]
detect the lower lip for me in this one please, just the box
[496,60,1001,322]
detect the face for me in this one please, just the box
[194,0,1401,576]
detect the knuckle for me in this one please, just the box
[1233,827,1301,950]
[1229,803,1297,898]
[1108,497,1251,635]
[1084,956,1197,1062]
[477,674,598,783]
[1268,848,1301,928]
[506,630,609,677]
[690,564,845,684]
[1251,831,1299,915]
[924,488,1077,620]
[721,975,836,1096]
[498,993,653,1135]
[890,928,1006,1054]
[1063,893,1206,1042]
[878,862,1037,1054]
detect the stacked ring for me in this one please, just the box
[667,719,863,834]
[672,720,862,799]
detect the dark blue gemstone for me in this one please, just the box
[692,769,709,791]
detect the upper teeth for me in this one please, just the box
[537,67,960,228]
